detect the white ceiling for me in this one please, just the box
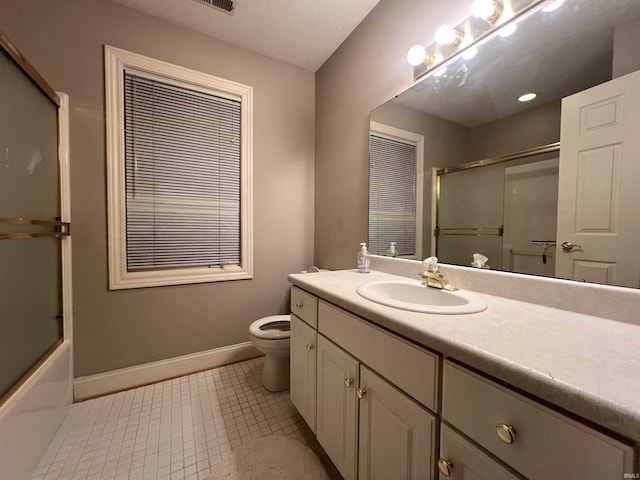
[111,0,381,71]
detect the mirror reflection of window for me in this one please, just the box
[368,122,423,258]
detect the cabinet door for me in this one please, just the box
[290,314,317,432]
[438,424,523,480]
[358,366,437,480]
[316,335,359,480]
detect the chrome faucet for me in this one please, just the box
[419,257,457,291]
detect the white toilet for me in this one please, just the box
[249,314,291,392]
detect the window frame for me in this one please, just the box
[105,45,253,289]
[368,121,424,259]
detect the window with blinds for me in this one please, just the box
[124,72,241,270]
[105,46,253,289]
[368,133,417,256]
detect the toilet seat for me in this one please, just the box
[249,315,291,340]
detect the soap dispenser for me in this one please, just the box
[357,242,371,273]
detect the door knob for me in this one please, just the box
[356,387,367,399]
[295,301,304,309]
[561,241,582,251]
[344,378,354,388]
[305,344,313,352]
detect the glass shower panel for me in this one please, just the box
[0,50,59,219]
[0,238,61,396]
[0,47,62,399]
[438,163,505,268]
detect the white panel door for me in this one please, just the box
[358,366,437,480]
[556,69,640,287]
[289,314,317,432]
[316,335,359,480]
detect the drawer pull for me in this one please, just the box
[356,388,367,399]
[296,301,304,309]
[344,378,354,388]
[496,423,517,444]
[305,343,314,352]
[437,459,453,477]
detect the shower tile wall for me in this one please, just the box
[29,357,340,480]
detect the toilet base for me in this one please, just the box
[261,355,290,392]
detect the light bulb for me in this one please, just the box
[407,44,426,66]
[435,24,462,46]
[432,52,444,64]
[542,0,565,12]
[471,0,498,19]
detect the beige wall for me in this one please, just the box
[315,0,471,269]
[0,0,315,376]
[468,101,561,160]
[613,17,640,79]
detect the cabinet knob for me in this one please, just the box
[437,459,453,477]
[295,301,304,309]
[344,378,354,388]
[496,423,517,444]
[305,343,314,352]
[356,387,367,399]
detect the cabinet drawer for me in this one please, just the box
[318,300,439,411]
[442,361,635,480]
[291,286,318,328]
[439,424,523,480]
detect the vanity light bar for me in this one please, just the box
[408,0,548,80]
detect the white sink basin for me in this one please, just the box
[356,279,487,314]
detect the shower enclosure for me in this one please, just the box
[0,31,72,479]
[435,145,559,278]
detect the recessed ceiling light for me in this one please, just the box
[518,92,537,102]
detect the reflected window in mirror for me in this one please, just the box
[368,122,424,259]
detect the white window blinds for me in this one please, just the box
[368,134,417,256]
[124,71,242,270]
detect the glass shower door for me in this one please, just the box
[0,44,67,402]
[436,163,504,269]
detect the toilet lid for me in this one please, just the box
[249,315,291,340]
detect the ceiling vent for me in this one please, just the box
[193,0,237,15]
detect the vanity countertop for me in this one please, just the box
[288,269,640,444]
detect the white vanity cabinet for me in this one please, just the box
[316,334,359,479]
[441,360,635,480]
[437,424,523,480]
[290,301,317,432]
[358,365,436,480]
[289,284,636,480]
[290,287,439,480]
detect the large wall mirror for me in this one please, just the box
[369,0,640,289]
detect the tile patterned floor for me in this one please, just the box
[29,357,341,480]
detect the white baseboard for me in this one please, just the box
[74,342,261,401]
